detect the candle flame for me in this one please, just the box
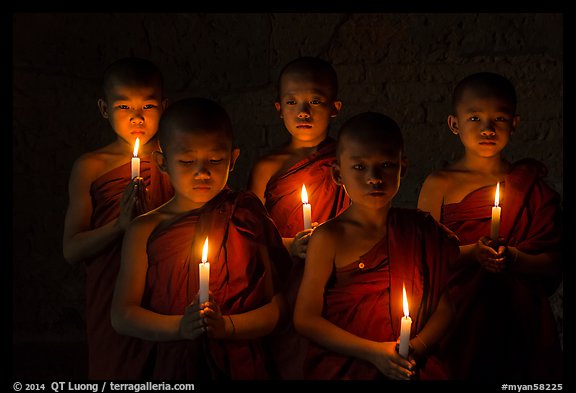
[201,237,208,263]
[133,137,140,157]
[402,283,410,317]
[301,184,309,204]
[494,182,500,207]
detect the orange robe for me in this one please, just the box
[144,189,292,380]
[304,208,460,380]
[441,158,563,381]
[86,156,173,379]
[263,137,351,379]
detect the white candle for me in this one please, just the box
[198,237,210,304]
[131,137,141,179]
[399,283,412,358]
[301,184,312,230]
[490,182,501,240]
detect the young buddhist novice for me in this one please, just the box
[111,97,292,379]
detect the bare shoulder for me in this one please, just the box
[420,168,454,194]
[418,168,457,218]
[68,150,109,185]
[69,144,124,183]
[248,147,292,198]
[251,148,291,178]
[127,207,169,237]
[309,216,342,251]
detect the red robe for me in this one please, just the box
[441,158,563,381]
[144,189,292,380]
[304,208,460,380]
[264,137,351,238]
[86,156,174,379]
[263,137,351,379]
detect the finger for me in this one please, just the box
[295,229,313,239]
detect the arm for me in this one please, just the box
[204,293,284,340]
[409,292,453,360]
[203,244,286,339]
[247,158,274,206]
[62,155,135,265]
[111,215,203,341]
[417,173,445,222]
[506,248,561,276]
[293,226,414,380]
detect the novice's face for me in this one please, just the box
[448,90,518,159]
[275,72,341,145]
[99,81,166,148]
[334,136,406,210]
[161,129,239,209]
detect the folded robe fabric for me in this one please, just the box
[263,137,351,379]
[304,208,460,380]
[441,158,564,381]
[264,137,350,238]
[86,156,173,379]
[143,189,292,380]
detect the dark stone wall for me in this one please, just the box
[12,13,563,379]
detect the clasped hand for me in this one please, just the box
[474,236,514,273]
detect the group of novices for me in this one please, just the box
[62,56,563,381]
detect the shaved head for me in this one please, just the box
[101,57,163,100]
[277,56,338,100]
[452,72,517,113]
[337,112,404,158]
[157,97,233,153]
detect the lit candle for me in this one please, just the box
[131,137,141,179]
[198,237,210,304]
[490,182,501,240]
[399,283,412,358]
[301,184,312,230]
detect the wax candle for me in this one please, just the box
[131,137,141,179]
[301,184,312,230]
[198,237,210,304]
[490,182,501,240]
[399,283,412,358]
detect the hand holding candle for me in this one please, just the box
[399,283,412,358]
[198,237,210,304]
[301,184,312,230]
[490,182,501,241]
[131,137,141,179]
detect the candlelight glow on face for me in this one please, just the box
[199,237,210,304]
[399,282,412,358]
[301,184,312,230]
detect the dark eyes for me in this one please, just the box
[285,99,323,105]
[179,159,223,165]
[116,104,157,110]
[352,162,395,170]
[469,116,510,122]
